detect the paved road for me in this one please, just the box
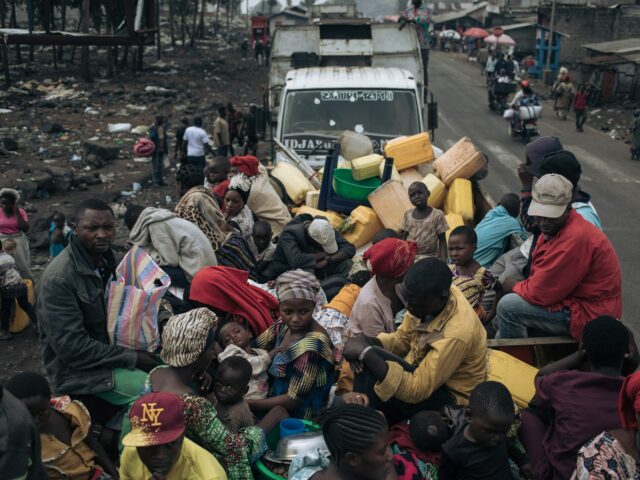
[429,50,640,333]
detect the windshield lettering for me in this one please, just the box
[320,90,394,102]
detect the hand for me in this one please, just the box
[343,336,371,362]
[340,392,369,407]
[315,251,327,261]
[316,259,328,270]
[135,351,160,372]
[195,371,213,394]
[517,163,534,189]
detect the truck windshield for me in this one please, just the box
[281,89,420,140]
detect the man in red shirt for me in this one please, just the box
[574,84,588,132]
[495,174,622,339]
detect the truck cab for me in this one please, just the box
[277,66,424,168]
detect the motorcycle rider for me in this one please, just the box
[510,83,540,133]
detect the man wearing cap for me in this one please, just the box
[495,174,622,340]
[120,392,227,479]
[263,217,356,281]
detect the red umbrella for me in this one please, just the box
[463,27,490,38]
[484,33,516,46]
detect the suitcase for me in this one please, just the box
[433,137,487,186]
[445,213,464,242]
[9,279,34,333]
[384,133,434,171]
[444,178,474,225]
[368,180,412,232]
[342,206,384,248]
[422,173,447,209]
[271,162,316,205]
[351,154,384,181]
[292,206,343,230]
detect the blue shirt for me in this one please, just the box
[474,205,527,268]
[48,222,72,258]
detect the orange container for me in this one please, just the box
[292,206,343,230]
[384,133,434,171]
[342,206,384,248]
[368,180,412,232]
[10,279,34,333]
[433,137,487,186]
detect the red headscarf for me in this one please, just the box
[363,238,418,278]
[230,155,260,177]
[619,371,640,430]
[189,266,279,335]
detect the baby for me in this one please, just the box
[409,410,452,454]
[217,319,271,400]
[401,182,449,261]
[213,356,255,433]
[439,381,531,480]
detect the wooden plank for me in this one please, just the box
[487,336,577,347]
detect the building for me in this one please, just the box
[269,8,309,35]
[431,2,490,30]
[579,38,640,102]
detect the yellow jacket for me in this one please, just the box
[375,286,487,405]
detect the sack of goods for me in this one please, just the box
[518,105,543,120]
[133,137,155,157]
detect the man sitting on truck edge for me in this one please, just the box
[401,0,431,90]
[495,174,622,340]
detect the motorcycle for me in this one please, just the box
[508,105,542,144]
[488,79,516,114]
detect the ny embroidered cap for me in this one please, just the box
[528,173,573,219]
[308,218,338,254]
[122,392,185,447]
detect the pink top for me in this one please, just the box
[0,208,27,235]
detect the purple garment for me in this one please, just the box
[521,370,623,480]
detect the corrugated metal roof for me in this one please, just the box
[579,54,629,65]
[432,2,488,25]
[583,38,640,55]
[284,67,417,90]
[500,22,570,37]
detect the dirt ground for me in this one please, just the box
[0,33,268,383]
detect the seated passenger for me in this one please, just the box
[6,372,118,479]
[253,220,276,275]
[343,258,487,424]
[250,270,334,420]
[520,316,629,480]
[120,392,227,480]
[224,174,257,254]
[496,174,622,339]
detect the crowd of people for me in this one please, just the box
[0,132,633,480]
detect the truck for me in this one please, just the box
[268,19,437,168]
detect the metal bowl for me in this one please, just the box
[264,430,329,463]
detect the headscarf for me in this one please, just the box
[619,371,640,430]
[228,174,252,204]
[231,155,260,177]
[363,238,418,278]
[275,269,321,303]
[175,186,226,250]
[160,308,217,367]
[189,266,278,335]
[0,188,20,203]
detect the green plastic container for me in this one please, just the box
[332,168,382,202]
[254,420,320,480]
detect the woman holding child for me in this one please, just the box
[250,269,335,420]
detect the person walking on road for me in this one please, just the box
[243,104,259,156]
[182,116,214,171]
[554,76,575,120]
[574,84,588,132]
[255,39,264,66]
[149,115,168,186]
[214,106,231,157]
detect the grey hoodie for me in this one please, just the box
[129,207,217,279]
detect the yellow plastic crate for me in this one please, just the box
[342,206,384,248]
[10,279,34,333]
[422,173,447,209]
[384,133,434,171]
[292,206,343,230]
[351,154,384,181]
[445,213,464,242]
[487,349,537,409]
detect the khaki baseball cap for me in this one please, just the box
[528,174,572,219]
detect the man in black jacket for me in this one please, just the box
[263,216,355,281]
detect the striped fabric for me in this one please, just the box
[107,245,170,352]
[256,320,334,420]
[449,264,496,309]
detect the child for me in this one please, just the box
[121,392,226,479]
[401,182,448,261]
[250,269,334,420]
[474,193,526,268]
[212,356,255,433]
[217,319,272,400]
[253,220,276,274]
[409,410,452,453]
[439,381,531,480]
[205,156,231,207]
[448,226,502,323]
[5,371,118,479]
[0,239,37,340]
[48,212,72,258]
[225,174,256,252]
